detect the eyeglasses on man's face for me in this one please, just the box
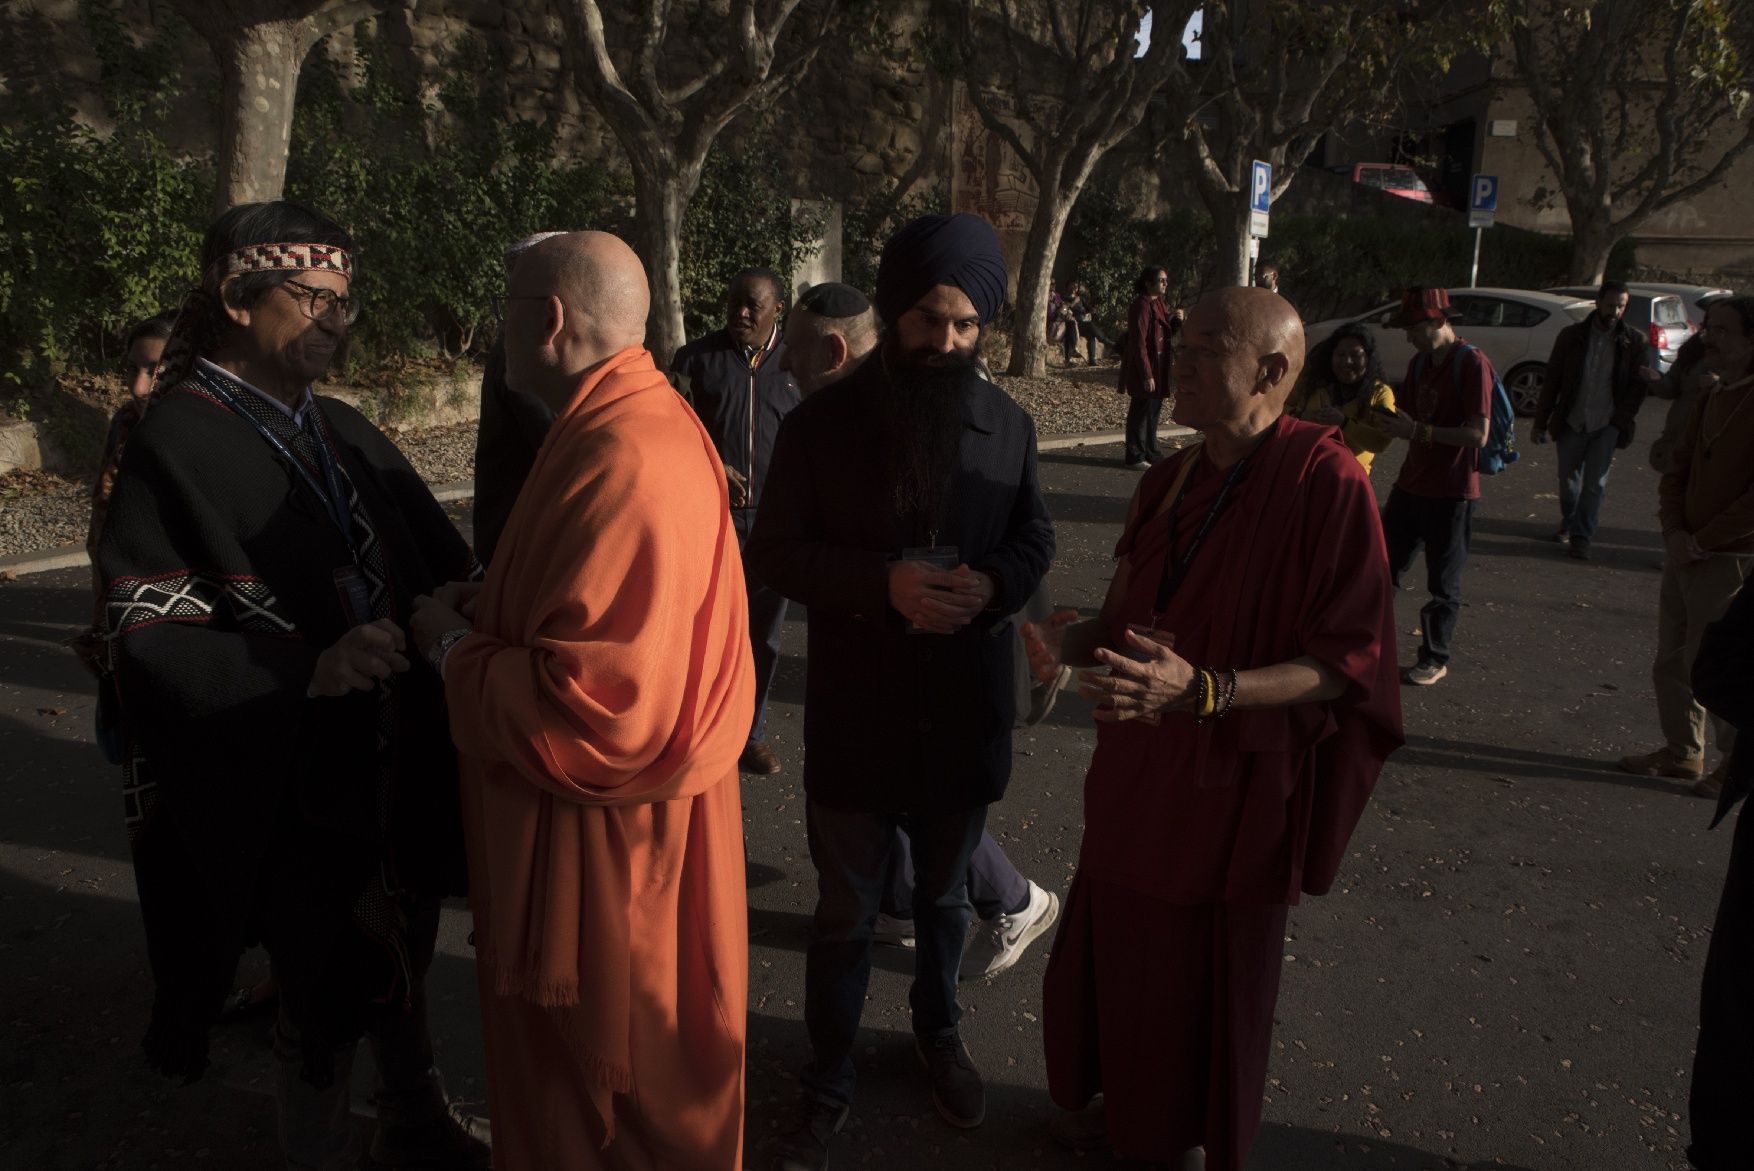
[281,278,360,325]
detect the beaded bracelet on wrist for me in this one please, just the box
[1216,667,1240,719]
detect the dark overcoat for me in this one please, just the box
[747,355,1054,814]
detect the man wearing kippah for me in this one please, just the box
[750,216,1054,1170]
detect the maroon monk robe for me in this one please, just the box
[1043,417,1402,1171]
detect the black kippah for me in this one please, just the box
[796,282,872,319]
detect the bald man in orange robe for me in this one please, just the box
[412,232,754,1170]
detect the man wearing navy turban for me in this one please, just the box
[872,212,1010,329]
[750,214,1055,1171]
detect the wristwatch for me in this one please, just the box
[427,627,471,676]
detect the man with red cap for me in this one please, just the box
[1370,286,1496,686]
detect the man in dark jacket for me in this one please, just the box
[750,215,1054,1171]
[1688,578,1754,1171]
[1532,281,1657,560]
[472,232,565,565]
[670,267,801,775]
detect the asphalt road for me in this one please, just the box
[0,399,1725,1170]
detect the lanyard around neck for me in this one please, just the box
[1152,420,1279,620]
[198,372,357,547]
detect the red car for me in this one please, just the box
[1333,162,1436,205]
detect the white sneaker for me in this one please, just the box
[1020,664,1075,727]
[874,912,916,948]
[961,880,1060,981]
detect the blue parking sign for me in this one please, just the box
[1251,161,1272,214]
[1470,174,1499,212]
[1249,160,1271,238]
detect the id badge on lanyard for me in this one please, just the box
[900,544,960,635]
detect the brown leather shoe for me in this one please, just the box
[1617,747,1704,780]
[739,741,782,775]
[1694,762,1729,799]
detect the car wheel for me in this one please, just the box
[1505,363,1545,416]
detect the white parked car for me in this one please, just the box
[1626,282,1736,328]
[1304,288,1595,415]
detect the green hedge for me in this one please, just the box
[1,23,834,386]
[0,115,209,385]
[680,144,831,339]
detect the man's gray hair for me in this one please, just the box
[503,231,568,268]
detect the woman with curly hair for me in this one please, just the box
[1287,322,1398,472]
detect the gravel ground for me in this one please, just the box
[0,471,93,562]
[994,352,1140,437]
[0,364,1129,559]
[384,421,479,487]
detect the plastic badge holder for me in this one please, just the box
[900,546,960,634]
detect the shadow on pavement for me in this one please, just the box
[747,905,926,977]
[1474,514,1661,550]
[1470,535,1664,575]
[0,707,132,863]
[1040,449,1140,470]
[1043,491,1131,528]
[743,1001,1538,1171]
[1398,732,1692,794]
[747,861,787,889]
[1251,1123,1541,1170]
[0,864,487,1171]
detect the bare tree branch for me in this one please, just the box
[308,0,384,41]
[1512,0,1753,278]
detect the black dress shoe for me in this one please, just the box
[771,1096,849,1171]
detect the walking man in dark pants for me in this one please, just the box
[1531,280,1657,560]
[1371,287,1494,687]
[750,215,1054,1170]
[670,268,802,775]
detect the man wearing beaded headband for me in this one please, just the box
[1023,286,1402,1171]
[95,201,487,1170]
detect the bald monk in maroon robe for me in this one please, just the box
[1025,287,1403,1171]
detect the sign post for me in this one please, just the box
[1467,174,1498,288]
[1248,160,1271,284]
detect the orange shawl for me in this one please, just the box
[446,345,753,1098]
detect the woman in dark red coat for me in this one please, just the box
[1118,266,1181,468]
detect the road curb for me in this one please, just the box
[1039,425,1194,452]
[0,430,1195,579]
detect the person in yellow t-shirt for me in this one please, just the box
[1287,322,1397,472]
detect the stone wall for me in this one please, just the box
[1477,85,1754,284]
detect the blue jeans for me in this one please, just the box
[881,828,1029,921]
[801,800,988,1106]
[1382,488,1473,667]
[734,509,787,744]
[1556,424,1619,544]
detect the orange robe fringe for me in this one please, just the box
[445,346,755,1170]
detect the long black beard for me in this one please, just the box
[879,338,977,538]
